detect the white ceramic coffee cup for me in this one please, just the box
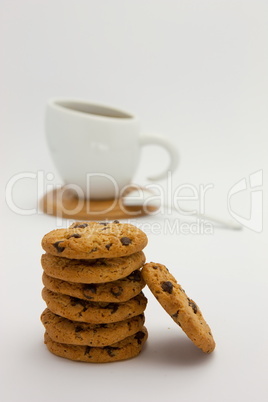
[45,98,179,199]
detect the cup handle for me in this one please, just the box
[140,134,179,180]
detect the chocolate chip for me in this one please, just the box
[86,284,97,293]
[105,243,112,250]
[111,286,123,297]
[75,325,83,333]
[104,346,119,357]
[73,223,88,228]
[189,300,198,314]
[111,304,119,314]
[134,331,145,345]
[70,296,85,306]
[120,237,132,246]
[99,222,108,226]
[70,297,89,312]
[110,304,119,314]
[172,310,179,318]
[70,296,80,306]
[80,300,91,312]
[161,281,173,294]
[128,270,142,282]
[103,303,119,314]
[53,241,65,253]
[68,233,81,239]
[113,220,120,223]
[152,265,158,269]
[83,284,97,298]
[84,346,91,356]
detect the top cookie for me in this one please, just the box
[41,221,148,259]
[142,262,216,353]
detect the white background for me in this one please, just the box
[1,1,268,402]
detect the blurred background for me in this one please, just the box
[1,1,267,402]
[1,0,267,220]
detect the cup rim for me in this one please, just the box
[47,98,137,121]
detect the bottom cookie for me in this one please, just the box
[44,327,148,363]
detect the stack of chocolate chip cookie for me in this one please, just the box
[40,220,148,363]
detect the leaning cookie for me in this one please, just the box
[41,308,145,346]
[41,251,145,284]
[44,327,148,363]
[142,262,215,353]
[42,288,147,324]
[42,270,145,303]
[41,221,148,259]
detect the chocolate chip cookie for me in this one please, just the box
[41,308,145,346]
[42,269,145,303]
[44,326,148,363]
[41,221,148,259]
[41,251,145,284]
[42,288,147,324]
[142,262,216,353]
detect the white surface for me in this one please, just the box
[1,1,268,402]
